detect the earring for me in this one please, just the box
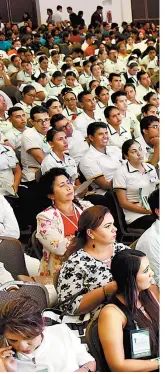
[92,239,95,249]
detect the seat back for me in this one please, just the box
[0,281,49,310]
[0,237,29,279]
[31,230,43,260]
[86,317,110,372]
[15,90,22,103]
[0,86,18,105]
[106,190,128,234]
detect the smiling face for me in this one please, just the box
[89,127,109,148]
[4,331,42,354]
[136,256,154,291]
[49,174,74,203]
[88,212,117,246]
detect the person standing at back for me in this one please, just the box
[67,7,78,28]
[91,6,103,28]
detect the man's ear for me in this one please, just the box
[143,129,148,136]
[88,134,94,143]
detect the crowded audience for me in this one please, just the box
[0,6,160,372]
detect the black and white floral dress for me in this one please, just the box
[57,242,130,315]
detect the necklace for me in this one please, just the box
[58,205,78,230]
[102,256,113,263]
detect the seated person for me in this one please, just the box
[124,83,143,117]
[98,249,159,372]
[136,116,159,167]
[36,168,91,276]
[0,60,11,88]
[0,94,12,135]
[0,143,21,199]
[111,90,140,138]
[95,86,111,118]
[5,107,27,155]
[79,122,122,195]
[51,114,89,167]
[20,105,51,229]
[86,63,109,90]
[136,71,155,103]
[62,91,83,120]
[137,103,159,123]
[0,296,96,372]
[73,91,105,138]
[64,71,83,97]
[15,85,37,119]
[136,188,159,287]
[7,54,22,77]
[41,128,78,184]
[143,91,159,113]
[79,60,92,89]
[104,106,131,148]
[16,60,33,86]
[44,98,63,118]
[45,71,64,98]
[57,205,129,317]
[113,139,158,230]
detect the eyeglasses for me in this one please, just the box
[65,98,76,102]
[61,122,71,129]
[148,125,159,129]
[34,118,50,125]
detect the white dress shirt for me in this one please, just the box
[79,144,122,195]
[5,126,27,151]
[136,219,159,286]
[41,150,78,182]
[136,84,155,103]
[0,112,12,135]
[73,110,105,138]
[0,144,18,195]
[113,161,158,224]
[67,128,89,166]
[135,134,154,162]
[107,123,132,148]
[104,58,126,75]
[0,195,20,238]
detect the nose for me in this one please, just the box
[18,340,29,351]
[112,225,117,232]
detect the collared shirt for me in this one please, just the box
[86,75,109,90]
[17,70,33,84]
[0,195,20,239]
[127,100,143,118]
[45,81,65,98]
[0,144,18,195]
[79,144,122,195]
[0,112,12,135]
[113,161,158,224]
[136,84,155,103]
[121,111,141,138]
[21,127,51,182]
[73,110,105,138]
[62,106,83,120]
[64,83,83,97]
[14,101,35,119]
[41,150,78,182]
[136,219,160,286]
[7,64,19,77]
[104,58,126,75]
[135,134,154,162]
[67,128,89,166]
[107,123,131,148]
[5,126,27,151]
[79,72,92,87]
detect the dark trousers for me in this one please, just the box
[128,214,156,230]
[17,180,39,231]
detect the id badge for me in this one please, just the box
[130,328,151,359]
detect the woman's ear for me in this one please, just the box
[48,193,54,201]
[86,228,94,240]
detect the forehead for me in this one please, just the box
[97,212,114,228]
[138,256,149,272]
[117,95,127,101]
[95,127,108,135]
[54,130,66,138]
[110,108,120,115]
[128,142,141,151]
[54,174,68,185]
[56,118,68,126]
[11,110,25,116]
[33,112,48,119]
[65,93,75,99]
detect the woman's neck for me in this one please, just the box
[52,148,64,161]
[55,201,74,216]
[84,242,114,260]
[129,160,144,171]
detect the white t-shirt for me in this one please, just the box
[107,123,132,148]
[21,127,51,182]
[73,110,105,138]
[113,161,158,224]
[41,150,78,182]
[16,324,94,372]
[67,128,89,166]
[5,126,27,151]
[79,144,122,195]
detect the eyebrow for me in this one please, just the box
[143,265,149,272]
[104,221,114,227]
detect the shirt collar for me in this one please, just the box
[126,161,153,174]
[107,123,127,136]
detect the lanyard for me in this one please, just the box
[58,205,79,230]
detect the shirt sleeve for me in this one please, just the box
[22,131,41,152]
[113,167,127,190]
[0,196,20,239]
[80,155,103,180]
[66,325,95,366]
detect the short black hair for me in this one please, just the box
[124,83,136,91]
[137,70,147,81]
[67,7,72,11]
[87,121,107,137]
[57,5,62,10]
[111,90,127,104]
[52,71,62,79]
[78,90,91,102]
[140,115,159,135]
[109,73,120,82]
[46,127,64,142]
[141,104,155,114]
[11,54,18,63]
[8,106,25,116]
[122,139,140,159]
[39,167,70,198]
[30,106,48,120]
[148,188,159,218]
[97,6,103,10]
[50,113,66,128]
[22,84,35,95]
[104,105,118,119]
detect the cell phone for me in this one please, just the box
[4,337,10,347]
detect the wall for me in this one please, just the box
[35,0,132,27]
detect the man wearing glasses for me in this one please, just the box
[19,106,51,230]
[136,116,160,168]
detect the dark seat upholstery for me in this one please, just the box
[0,236,29,279]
